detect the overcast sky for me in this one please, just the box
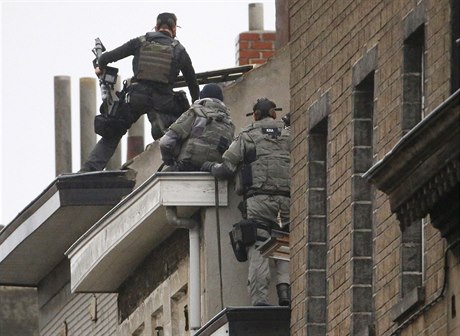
[0,1,276,225]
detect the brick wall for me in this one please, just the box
[289,0,456,335]
[235,31,276,65]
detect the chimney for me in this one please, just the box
[236,3,276,66]
[127,117,145,160]
[79,77,97,166]
[54,76,72,175]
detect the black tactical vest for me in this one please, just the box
[136,36,178,83]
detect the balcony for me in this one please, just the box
[66,172,228,293]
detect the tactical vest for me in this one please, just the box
[236,120,290,196]
[177,101,235,168]
[136,36,178,83]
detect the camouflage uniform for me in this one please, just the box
[160,98,235,171]
[209,116,291,305]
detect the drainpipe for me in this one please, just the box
[165,207,201,333]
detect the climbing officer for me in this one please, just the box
[159,83,235,171]
[201,98,291,306]
[80,12,199,172]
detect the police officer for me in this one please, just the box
[159,84,235,171]
[201,98,291,306]
[80,12,199,172]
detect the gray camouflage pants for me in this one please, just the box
[246,194,290,305]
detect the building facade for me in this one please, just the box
[289,0,459,335]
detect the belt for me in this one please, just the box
[244,190,290,200]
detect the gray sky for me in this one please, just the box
[0,0,276,225]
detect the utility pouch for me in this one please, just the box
[229,230,248,262]
[235,164,253,195]
[229,219,263,262]
[232,219,257,246]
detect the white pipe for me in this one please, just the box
[189,225,201,333]
[165,207,201,332]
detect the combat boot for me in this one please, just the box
[276,283,291,306]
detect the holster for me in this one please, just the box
[229,230,248,262]
[229,219,258,262]
[94,113,128,139]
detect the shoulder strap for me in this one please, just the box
[191,105,208,118]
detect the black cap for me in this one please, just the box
[156,13,177,30]
[199,83,224,102]
[246,98,281,116]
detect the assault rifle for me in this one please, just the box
[92,38,120,116]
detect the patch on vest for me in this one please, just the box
[262,127,281,138]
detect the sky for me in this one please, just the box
[0,0,276,225]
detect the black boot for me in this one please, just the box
[276,283,291,306]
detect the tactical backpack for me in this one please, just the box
[177,101,235,168]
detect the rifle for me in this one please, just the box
[92,38,120,116]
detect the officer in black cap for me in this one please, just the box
[201,97,291,306]
[80,12,199,172]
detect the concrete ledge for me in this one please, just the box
[195,306,290,336]
[0,171,135,286]
[66,172,227,293]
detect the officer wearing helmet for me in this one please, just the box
[201,98,291,306]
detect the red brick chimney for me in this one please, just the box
[236,3,276,66]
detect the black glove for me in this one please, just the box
[163,159,175,166]
[200,161,215,172]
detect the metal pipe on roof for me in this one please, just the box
[54,76,72,175]
[249,3,264,31]
[127,116,145,160]
[79,77,97,166]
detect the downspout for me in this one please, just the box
[165,207,201,334]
